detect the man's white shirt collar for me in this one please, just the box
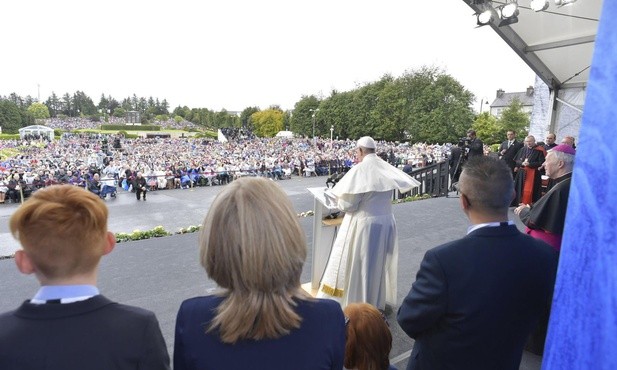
[467,220,514,234]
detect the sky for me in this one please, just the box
[1,0,536,114]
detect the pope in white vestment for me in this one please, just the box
[317,136,420,309]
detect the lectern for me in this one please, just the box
[306,187,343,294]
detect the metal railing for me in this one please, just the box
[398,161,450,199]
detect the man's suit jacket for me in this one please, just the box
[0,295,170,370]
[499,139,523,172]
[397,225,557,370]
[467,138,484,158]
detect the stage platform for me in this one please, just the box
[0,175,540,369]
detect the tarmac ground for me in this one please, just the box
[0,175,542,369]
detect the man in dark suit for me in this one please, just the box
[402,159,414,175]
[448,142,465,186]
[397,156,558,370]
[543,132,558,151]
[133,171,148,201]
[0,186,170,370]
[466,129,484,158]
[499,130,524,175]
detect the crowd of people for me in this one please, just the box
[0,132,451,204]
[43,117,201,131]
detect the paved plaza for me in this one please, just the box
[0,176,541,369]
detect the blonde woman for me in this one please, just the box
[174,177,345,370]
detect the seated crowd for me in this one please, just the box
[0,132,450,204]
[43,117,201,131]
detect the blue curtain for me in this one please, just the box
[543,2,617,369]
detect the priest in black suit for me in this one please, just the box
[397,156,557,370]
[0,186,170,370]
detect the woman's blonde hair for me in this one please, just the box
[9,185,108,280]
[200,177,309,343]
[344,303,392,370]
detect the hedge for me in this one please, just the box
[0,134,20,140]
[100,124,161,131]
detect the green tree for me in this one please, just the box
[45,92,62,117]
[373,77,408,141]
[498,98,529,140]
[27,102,51,120]
[113,107,127,117]
[73,91,97,115]
[0,100,23,133]
[349,78,390,139]
[213,109,237,128]
[291,95,320,137]
[161,99,170,114]
[251,109,284,137]
[24,95,35,107]
[293,66,474,143]
[121,97,133,111]
[172,105,190,118]
[7,93,24,108]
[321,90,354,140]
[240,107,259,129]
[61,93,74,117]
[472,112,501,145]
[131,94,139,110]
[98,94,109,111]
[406,67,474,143]
[138,97,148,114]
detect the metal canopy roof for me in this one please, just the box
[463,0,603,91]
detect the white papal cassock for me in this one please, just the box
[316,153,419,309]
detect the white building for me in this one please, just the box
[488,87,535,118]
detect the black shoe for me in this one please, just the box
[143,198,146,201]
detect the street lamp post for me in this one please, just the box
[309,108,319,145]
[329,125,334,176]
[480,98,490,113]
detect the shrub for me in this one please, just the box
[115,226,172,243]
[100,124,161,131]
[0,134,20,140]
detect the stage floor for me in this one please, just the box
[0,175,540,369]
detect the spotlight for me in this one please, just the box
[554,0,577,7]
[476,9,494,26]
[530,0,549,11]
[500,2,519,18]
[497,1,519,27]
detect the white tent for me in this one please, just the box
[217,129,228,143]
[275,130,294,138]
[18,125,55,140]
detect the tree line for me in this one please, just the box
[1,65,529,144]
